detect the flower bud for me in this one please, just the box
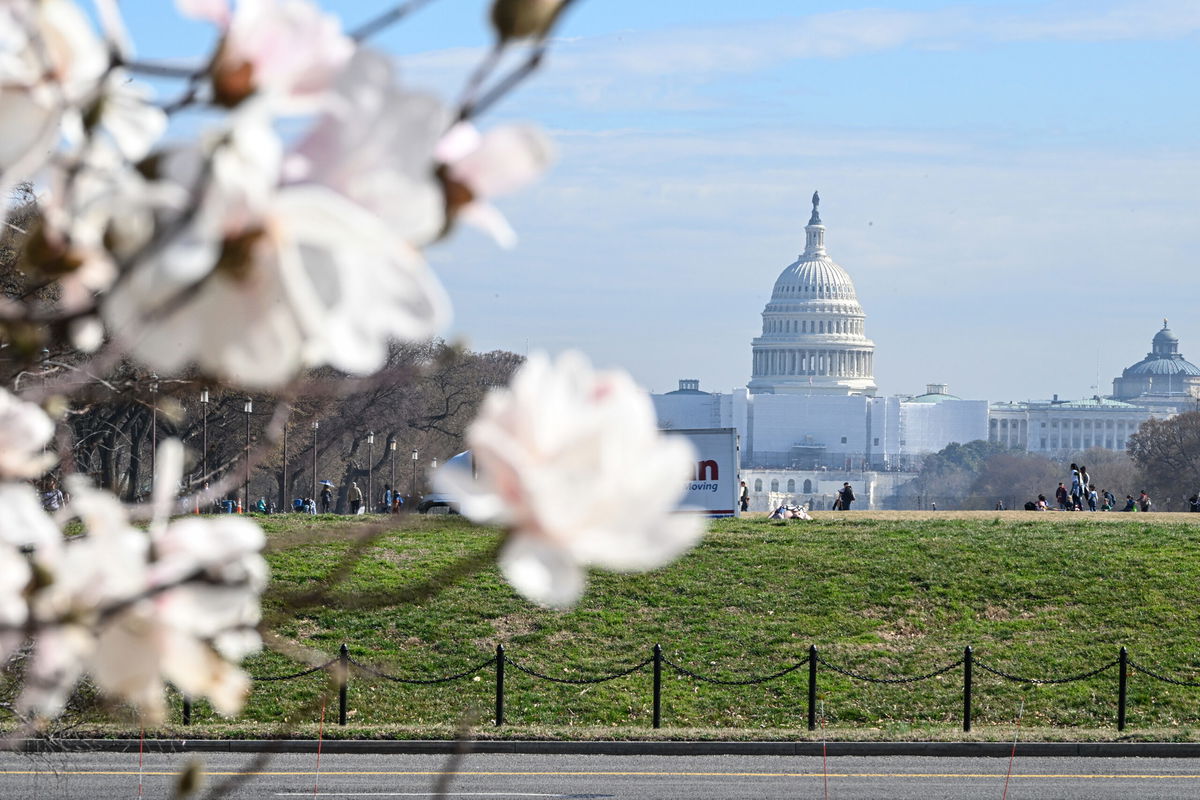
[490,0,565,42]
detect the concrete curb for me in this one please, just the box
[16,739,1200,758]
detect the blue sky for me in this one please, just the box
[124,1,1200,401]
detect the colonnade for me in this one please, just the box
[752,348,873,378]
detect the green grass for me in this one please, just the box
[18,512,1200,739]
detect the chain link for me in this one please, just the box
[817,655,964,685]
[1127,659,1200,688]
[347,655,497,685]
[974,658,1119,685]
[252,659,338,681]
[661,654,810,686]
[504,655,653,685]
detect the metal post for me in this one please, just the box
[653,643,662,729]
[390,441,397,512]
[338,643,349,726]
[243,398,252,512]
[410,448,418,510]
[200,390,208,489]
[807,644,818,731]
[182,696,192,726]
[367,432,374,514]
[280,415,288,512]
[149,375,158,495]
[312,420,319,506]
[495,644,505,726]
[1118,646,1128,732]
[963,645,973,732]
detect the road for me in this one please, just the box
[4,750,1200,799]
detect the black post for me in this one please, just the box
[495,644,506,726]
[807,644,818,731]
[338,643,349,726]
[182,697,192,726]
[653,643,663,729]
[963,645,973,732]
[1118,646,1128,732]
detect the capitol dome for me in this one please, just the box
[748,193,876,396]
[1112,320,1200,399]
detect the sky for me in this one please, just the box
[124,0,1200,402]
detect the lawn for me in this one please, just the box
[16,511,1200,740]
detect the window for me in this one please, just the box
[803,479,812,493]
[787,479,795,492]
[754,479,762,492]
[873,437,880,446]
[840,436,847,443]
[770,479,779,491]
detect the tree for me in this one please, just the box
[913,440,1007,509]
[1128,413,1200,508]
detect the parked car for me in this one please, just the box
[417,451,474,513]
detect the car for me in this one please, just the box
[417,450,474,513]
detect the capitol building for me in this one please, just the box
[651,192,1189,510]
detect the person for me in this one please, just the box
[1079,466,1092,496]
[380,484,393,513]
[1138,490,1152,512]
[739,481,750,513]
[1102,489,1116,511]
[1055,482,1069,511]
[319,484,333,514]
[995,500,1005,511]
[41,479,65,512]
[255,497,267,513]
[1122,494,1137,512]
[293,497,305,513]
[930,502,936,511]
[392,492,403,514]
[349,481,364,514]
[1069,463,1083,510]
[838,482,855,510]
[1036,494,1049,511]
[304,497,316,514]
[1086,485,1098,512]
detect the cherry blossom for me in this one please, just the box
[435,351,705,608]
[0,387,56,479]
[178,0,353,111]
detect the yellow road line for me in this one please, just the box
[1,771,1199,779]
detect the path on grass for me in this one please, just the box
[4,750,1200,799]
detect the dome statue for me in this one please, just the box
[748,193,876,396]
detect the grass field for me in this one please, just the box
[22,511,1200,740]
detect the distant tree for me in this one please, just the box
[965,451,1060,510]
[914,440,1008,509]
[1071,447,1143,500]
[1127,413,1200,508]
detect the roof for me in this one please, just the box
[907,391,963,404]
[1123,355,1200,377]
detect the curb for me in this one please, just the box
[16,739,1200,758]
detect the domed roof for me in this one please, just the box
[1153,325,1179,345]
[1124,357,1200,377]
[772,255,859,301]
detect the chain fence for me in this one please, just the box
[171,643,1200,731]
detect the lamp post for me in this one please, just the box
[311,420,319,506]
[410,448,418,510]
[243,398,253,512]
[280,413,288,513]
[149,374,158,495]
[200,389,209,496]
[389,440,397,512]
[367,431,374,515]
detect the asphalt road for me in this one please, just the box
[5,750,1200,799]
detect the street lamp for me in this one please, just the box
[389,440,397,513]
[200,389,209,496]
[311,420,319,506]
[410,448,418,511]
[280,412,289,513]
[243,398,253,512]
[149,374,158,494]
[367,431,374,514]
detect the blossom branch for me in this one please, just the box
[350,0,442,42]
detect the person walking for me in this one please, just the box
[1069,463,1083,510]
[349,481,364,514]
[838,482,855,510]
[739,481,750,513]
[319,484,333,514]
[1087,484,1098,512]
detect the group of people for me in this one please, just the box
[291,481,405,515]
[1026,463,1153,512]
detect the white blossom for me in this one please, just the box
[179,0,353,111]
[0,387,56,479]
[103,114,449,388]
[435,351,705,608]
[0,0,108,200]
[20,441,268,723]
